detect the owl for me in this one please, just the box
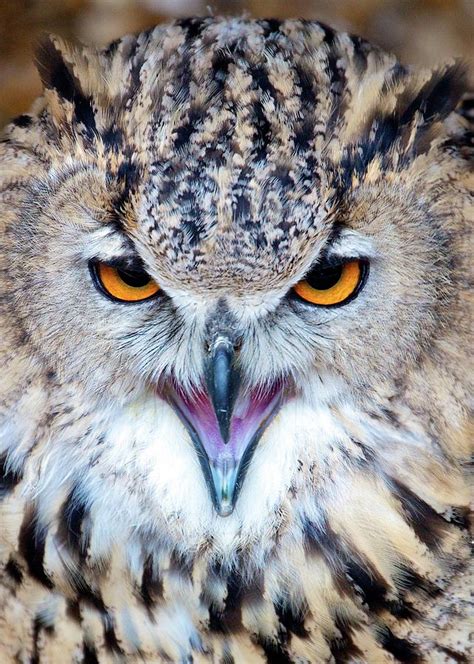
[0,16,472,664]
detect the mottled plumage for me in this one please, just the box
[0,17,472,664]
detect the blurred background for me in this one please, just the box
[1,0,472,127]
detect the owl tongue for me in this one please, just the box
[166,378,283,517]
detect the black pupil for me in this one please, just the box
[117,268,151,288]
[306,263,344,290]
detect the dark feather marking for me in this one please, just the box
[62,564,108,617]
[65,583,116,654]
[140,554,163,610]
[391,479,447,548]
[274,599,309,639]
[82,641,100,664]
[339,113,399,182]
[396,565,440,599]
[72,580,106,614]
[176,17,207,40]
[251,65,278,100]
[36,36,97,139]
[256,634,293,664]
[112,160,141,216]
[345,558,389,613]
[101,125,123,151]
[36,35,77,101]
[328,614,363,663]
[169,549,194,582]
[30,617,42,664]
[448,506,470,531]
[57,485,89,561]
[220,652,235,664]
[249,65,278,162]
[325,43,346,137]
[251,100,272,162]
[294,118,314,153]
[339,64,468,183]
[5,557,23,584]
[73,95,97,141]
[19,509,53,589]
[399,63,468,125]
[103,37,121,58]
[293,64,318,153]
[219,569,246,632]
[211,50,232,94]
[234,193,251,222]
[66,599,81,623]
[384,598,419,621]
[128,45,149,95]
[437,645,468,663]
[303,517,423,623]
[117,160,140,193]
[350,35,371,74]
[103,614,125,655]
[179,196,206,246]
[29,615,54,664]
[259,19,282,38]
[0,452,23,499]
[12,114,33,128]
[302,519,354,597]
[208,604,227,634]
[208,568,263,634]
[376,627,421,663]
[174,108,203,150]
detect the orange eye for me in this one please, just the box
[293,259,367,306]
[92,261,160,303]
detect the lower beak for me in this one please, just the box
[209,459,239,517]
[164,341,283,516]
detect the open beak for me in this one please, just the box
[164,339,283,516]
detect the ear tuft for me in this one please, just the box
[397,61,469,126]
[35,33,83,103]
[35,34,98,139]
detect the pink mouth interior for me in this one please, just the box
[168,382,283,466]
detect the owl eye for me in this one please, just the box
[293,258,367,306]
[91,261,160,303]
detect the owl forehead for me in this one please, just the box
[132,131,334,288]
[132,165,332,290]
[108,19,346,286]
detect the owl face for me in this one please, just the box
[2,19,469,551]
[8,158,453,527]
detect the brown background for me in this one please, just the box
[1,0,472,127]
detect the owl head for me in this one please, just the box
[1,18,471,564]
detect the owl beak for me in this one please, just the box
[209,458,240,517]
[205,339,240,445]
[164,339,283,516]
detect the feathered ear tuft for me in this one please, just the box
[341,60,471,182]
[395,61,469,126]
[35,34,98,140]
[36,34,84,103]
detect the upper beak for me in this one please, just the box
[165,337,284,516]
[205,338,240,444]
